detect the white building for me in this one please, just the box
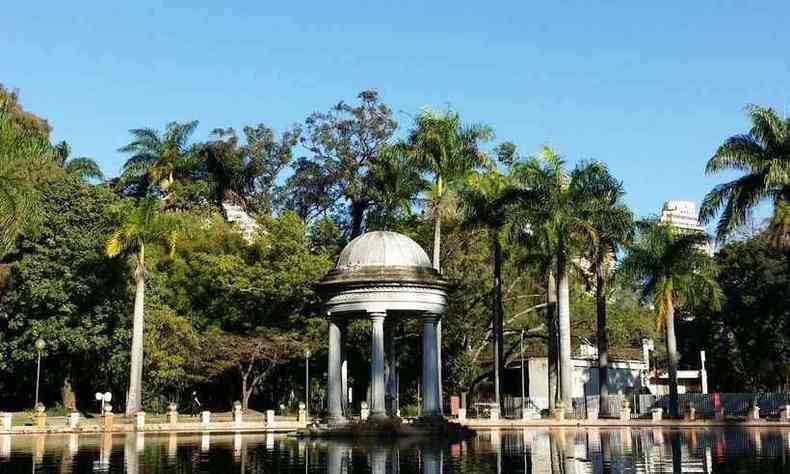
[222,202,259,243]
[526,340,705,409]
[658,200,713,256]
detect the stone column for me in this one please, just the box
[328,317,346,423]
[421,313,441,418]
[386,321,400,416]
[369,312,387,419]
[340,321,349,416]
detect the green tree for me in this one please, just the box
[105,198,182,416]
[118,121,200,200]
[574,161,633,415]
[511,147,609,415]
[198,125,299,212]
[0,174,124,410]
[618,220,721,417]
[54,141,103,182]
[459,170,513,410]
[407,108,492,271]
[285,90,397,237]
[367,144,426,230]
[700,105,790,247]
[0,99,57,259]
[683,232,789,391]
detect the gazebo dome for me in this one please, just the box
[335,231,432,270]
[317,231,449,315]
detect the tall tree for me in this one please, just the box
[54,141,104,182]
[459,170,514,410]
[105,198,182,416]
[618,220,721,417]
[408,110,491,409]
[199,125,299,212]
[407,108,492,271]
[0,99,57,259]
[511,147,604,415]
[700,105,790,247]
[366,144,426,230]
[574,161,633,416]
[118,121,200,199]
[287,90,397,238]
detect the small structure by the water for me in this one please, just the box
[317,231,449,424]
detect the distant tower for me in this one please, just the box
[658,200,713,256]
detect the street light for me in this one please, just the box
[305,350,311,418]
[520,330,526,418]
[34,337,45,408]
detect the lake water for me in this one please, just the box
[1,427,789,473]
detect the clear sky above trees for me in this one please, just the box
[3,1,787,222]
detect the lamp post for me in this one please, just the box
[34,337,45,408]
[305,350,311,418]
[520,330,526,417]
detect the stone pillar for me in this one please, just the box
[421,313,441,418]
[340,321,349,416]
[1,413,12,432]
[385,319,399,416]
[369,312,387,419]
[135,412,145,430]
[327,317,346,423]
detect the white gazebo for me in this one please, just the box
[317,231,449,423]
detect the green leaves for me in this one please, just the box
[618,219,721,327]
[701,104,790,244]
[105,198,184,262]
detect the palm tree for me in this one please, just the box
[511,147,603,415]
[106,198,182,416]
[118,121,199,198]
[618,220,721,417]
[459,170,531,410]
[367,144,426,230]
[0,100,56,258]
[574,161,633,416]
[512,225,560,410]
[199,126,299,213]
[407,108,493,271]
[700,105,790,246]
[408,109,492,406]
[54,141,104,182]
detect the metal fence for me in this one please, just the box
[490,392,790,419]
[569,393,790,419]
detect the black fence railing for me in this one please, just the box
[467,393,790,419]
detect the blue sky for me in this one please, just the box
[2,1,787,221]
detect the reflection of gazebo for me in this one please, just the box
[317,231,449,423]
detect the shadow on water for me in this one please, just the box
[0,427,789,473]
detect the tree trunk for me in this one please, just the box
[557,247,573,415]
[665,301,680,418]
[242,375,253,412]
[432,176,443,272]
[492,233,504,409]
[596,257,610,416]
[125,256,145,416]
[349,200,366,240]
[432,176,443,411]
[547,270,559,410]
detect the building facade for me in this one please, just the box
[658,200,714,256]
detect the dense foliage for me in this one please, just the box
[1,86,786,417]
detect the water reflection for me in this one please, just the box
[0,427,788,473]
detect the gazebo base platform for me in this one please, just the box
[296,417,475,440]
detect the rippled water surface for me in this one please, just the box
[1,427,789,473]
